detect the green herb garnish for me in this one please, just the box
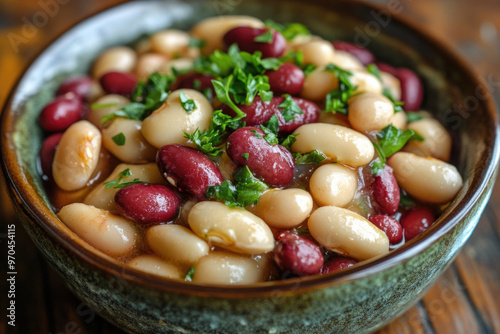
[254,30,273,43]
[112,132,126,146]
[179,92,196,113]
[264,20,311,41]
[185,267,195,281]
[324,64,358,115]
[103,169,147,189]
[91,102,118,110]
[293,150,326,165]
[280,133,298,150]
[242,153,250,160]
[206,166,269,208]
[406,112,424,123]
[188,37,205,48]
[278,94,303,122]
[260,115,280,145]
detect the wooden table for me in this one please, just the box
[1,1,499,333]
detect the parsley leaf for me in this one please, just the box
[280,134,298,150]
[242,153,249,160]
[103,169,147,189]
[184,266,195,281]
[293,150,326,165]
[406,112,424,123]
[260,115,279,146]
[400,190,416,208]
[184,110,243,157]
[212,77,247,120]
[259,90,273,102]
[91,102,118,110]
[179,92,196,113]
[206,166,269,208]
[188,37,205,48]
[324,64,357,114]
[254,30,273,43]
[112,132,126,146]
[371,125,424,175]
[383,88,404,112]
[366,63,382,82]
[264,20,310,41]
[278,94,303,122]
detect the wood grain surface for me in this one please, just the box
[1,0,499,333]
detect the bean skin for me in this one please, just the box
[321,256,358,274]
[99,71,138,96]
[401,207,435,241]
[372,167,400,215]
[266,63,304,95]
[226,127,294,187]
[331,41,376,66]
[223,27,286,58]
[273,230,323,276]
[377,63,423,111]
[39,133,63,178]
[39,95,85,132]
[56,76,93,100]
[157,144,223,197]
[368,214,403,244]
[223,96,320,133]
[115,184,181,224]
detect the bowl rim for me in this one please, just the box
[2,0,500,298]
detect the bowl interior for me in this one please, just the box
[2,0,499,295]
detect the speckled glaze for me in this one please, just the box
[1,1,499,333]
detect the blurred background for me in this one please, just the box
[0,0,499,333]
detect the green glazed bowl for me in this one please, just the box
[2,0,499,333]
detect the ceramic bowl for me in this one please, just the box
[2,0,499,333]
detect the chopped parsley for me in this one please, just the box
[179,92,196,113]
[278,94,303,122]
[406,112,424,123]
[280,133,298,150]
[366,63,382,82]
[103,169,147,189]
[324,64,357,115]
[260,115,280,146]
[254,30,273,43]
[206,166,269,208]
[112,132,126,146]
[183,110,243,157]
[264,20,311,41]
[371,125,424,175]
[367,63,405,113]
[293,150,326,165]
[242,153,249,160]
[188,37,205,48]
[91,102,118,110]
[184,266,195,281]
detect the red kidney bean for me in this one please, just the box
[321,256,358,274]
[368,214,403,244]
[39,133,63,178]
[372,167,400,215]
[114,183,181,224]
[99,71,138,96]
[266,63,304,95]
[157,144,223,197]
[178,73,215,97]
[273,230,323,276]
[400,207,435,241]
[223,27,286,58]
[56,76,93,100]
[226,127,294,187]
[376,63,423,111]
[331,41,376,66]
[39,95,85,132]
[223,96,320,133]
[397,68,423,111]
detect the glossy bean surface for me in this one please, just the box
[368,214,403,244]
[128,255,182,279]
[40,133,63,178]
[321,256,358,274]
[115,184,181,224]
[309,164,358,207]
[331,41,375,65]
[39,95,85,132]
[223,27,286,58]
[56,76,93,100]
[273,231,323,276]
[226,127,294,187]
[372,167,400,215]
[157,144,223,197]
[99,71,138,96]
[401,207,435,241]
[266,63,304,95]
[92,46,137,79]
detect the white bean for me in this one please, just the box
[300,65,338,101]
[58,203,138,257]
[350,69,383,95]
[134,53,168,79]
[252,189,313,229]
[308,206,389,261]
[390,110,407,130]
[291,123,374,167]
[87,94,130,129]
[297,40,335,67]
[83,163,165,213]
[52,121,101,191]
[190,16,264,55]
[146,224,209,265]
[128,255,182,279]
[92,46,137,79]
[403,118,452,161]
[150,29,199,59]
[188,201,274,255]
[102,118,157,163]
[309,164,358,207]
[159,58,194,75]
[192,251,270,285]
[388,152,463,204]
[142,89,213,148]
[329,50,365,70]
[381,71,401,100]
[348,92,394,133]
